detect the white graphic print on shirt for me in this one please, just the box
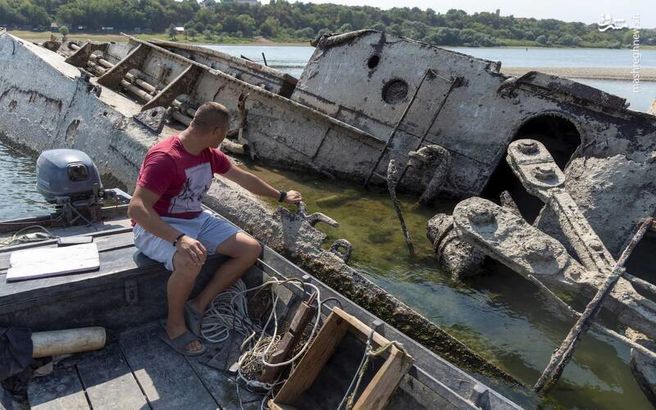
[168,162,213,214]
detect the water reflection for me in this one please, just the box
[0,141,51,220]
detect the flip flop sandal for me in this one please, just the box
[159,327,207,357]
[184,301,204,338]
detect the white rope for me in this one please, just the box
[201,279,261,343]
[201,277,325,408]
[0,225,56,247]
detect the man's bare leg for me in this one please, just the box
[191,232,262,313]
[166,251,203,352]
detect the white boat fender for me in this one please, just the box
[31,326,106,358]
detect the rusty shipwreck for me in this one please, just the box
[2,26,656,406]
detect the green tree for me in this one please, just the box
[338,23,352,33]
[223,15,240,33]
[59,25,68,38]
[0,0,639,48]
[236,14,256,37]
[294,27,314,39]
[260,16,280,38]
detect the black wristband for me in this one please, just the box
[278,190,287,203]
[172,233,185,247]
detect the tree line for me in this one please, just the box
[1,0,654,48]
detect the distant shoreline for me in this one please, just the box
[8,30,656,50]
[502,67,656,82]
[8,30,656,82]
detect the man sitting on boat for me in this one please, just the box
[128,102,302,356]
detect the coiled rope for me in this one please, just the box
[200,277,324,408]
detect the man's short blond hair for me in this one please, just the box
[190,102,230,131]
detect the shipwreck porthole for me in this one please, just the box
[367,55,380,69]
[382,79,408,104]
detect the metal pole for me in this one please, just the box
[386,160,415,257]
[533,218,654,394]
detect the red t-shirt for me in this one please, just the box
[136,135,231,219]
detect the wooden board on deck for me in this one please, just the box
[356,346,414,409]
[0,228,133,270]
[273,309,350,404]
[76,343,148,409]
[272,308,413,410]
[186,334,263,409]
[118,322,219,409]
[28,364,89,410]
[7,243,99,282]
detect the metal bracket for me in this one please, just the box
[329,239,353,264]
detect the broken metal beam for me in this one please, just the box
[453,197,656,341]
[142,64,203,111]
[507,138,619,274]
[97,44,150,89]
[65,41,107,67]
[524,271,656,363]
[534,218,654,393]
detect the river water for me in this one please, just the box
[2,45,655,408]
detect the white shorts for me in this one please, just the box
[133,210,240,271]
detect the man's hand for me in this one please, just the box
[223,166,304,205]
[285,190,303,204]
[176,235,207,266]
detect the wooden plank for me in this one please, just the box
[334,308,395,350]
[353,346,414,410]
[186,336,262,410]
[28,364,90,410]
[258,247,503,409]
[273,311,350,404]
[119,322,218,409]
[76,343,148,410]
[267,401,297,410]
[7,243,100,282]
[261,300,316,383]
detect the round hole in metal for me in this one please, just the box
[367,55,380,69]
[382,79,408,104]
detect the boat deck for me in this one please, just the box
[0,212,523,409]
[28,323,263,409]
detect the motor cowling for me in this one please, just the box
[36,149,102,204]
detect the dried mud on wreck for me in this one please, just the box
[3,28,656,406]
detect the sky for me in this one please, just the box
[286,0,656,29]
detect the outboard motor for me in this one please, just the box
[36,149,105,225]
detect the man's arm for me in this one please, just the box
[128,186,207,265]
[222,166,302,203]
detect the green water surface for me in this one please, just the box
[245,162,652,410]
